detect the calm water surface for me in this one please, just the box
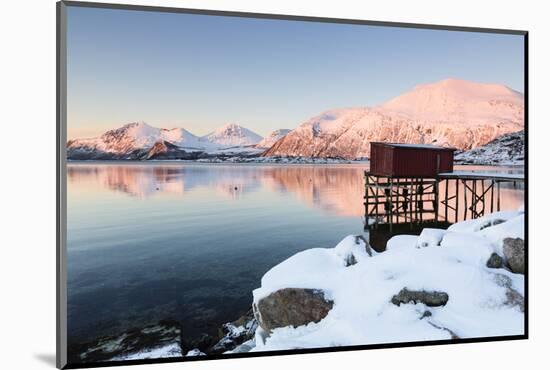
[66,162,524,346]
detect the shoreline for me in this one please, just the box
[66,158,525,168]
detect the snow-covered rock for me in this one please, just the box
[210,309,258,354]
[112,343,182,361]
[75,322,182,363]
[250,210,525,352]
[264,79,524,159]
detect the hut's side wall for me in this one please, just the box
[370,144,394,176]
[439,151,454,173]
[392,148,438,177]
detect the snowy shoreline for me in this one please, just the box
[73,208,525,362]
[172,208,525,356]
[244,209,524,353]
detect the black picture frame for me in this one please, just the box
[56,1,529,368]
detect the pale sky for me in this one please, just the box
[67,6,524,139]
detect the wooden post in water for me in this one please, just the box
[419,180,424,223]
[365,173,369,224]
[497,181,501,211]
[471,180,476,219]
[463,180,468,221]
[389,177,393,233]
[409,178,413,230]
[413,177,420,223]
[491,180,495,213]
[434,178,440,224]
[392,177,401,224]
[374,175,379,229]
[480,180,486,217]
[455,179,459,223]
[444,179,449,223]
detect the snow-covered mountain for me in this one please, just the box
[455,130,524,165]
[67,122,263,160]
[255,129,291,149]
[200,123,262,147]
[264,79,524,159]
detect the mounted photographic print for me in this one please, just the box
[56,1,528,368]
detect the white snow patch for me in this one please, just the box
[185,348,206,357]
[386,235,418,251]
[111,342,182,361]
[416,228,446,248]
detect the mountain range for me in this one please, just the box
[67,78,524,161]
[67,122,266,160]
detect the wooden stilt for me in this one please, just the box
[491,180,495,213]
[409,178,413,230]
[463,180,468,221]
[455,179,459,223]
[480,180,486,216]
[443,179,448,222]
[365,173,369,222]
[471,180,476,219]
[497,181,501,211]
[374,176,379,229]
[389,177,393,233]
[392,177,400,224]
[414,178,419,223]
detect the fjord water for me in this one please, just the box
[66,162,524,347]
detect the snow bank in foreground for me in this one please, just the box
[251,210,525,352]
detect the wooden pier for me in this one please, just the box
[364,171,524,231]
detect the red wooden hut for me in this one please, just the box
[369,142,455,177]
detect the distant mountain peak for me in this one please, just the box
[201,123,262,146]
[378,78,524,124]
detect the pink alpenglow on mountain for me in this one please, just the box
[200,123,262,147]
[67,122,264,159]
[264,79,524,159]
[255,129,291,149]
[67,122,206,155]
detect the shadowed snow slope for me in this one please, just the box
[251,208,525,351]
[264,79,524,159]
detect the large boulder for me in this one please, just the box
[503,238,525,274]
[253,288,334,331]
[391,288,449,307]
